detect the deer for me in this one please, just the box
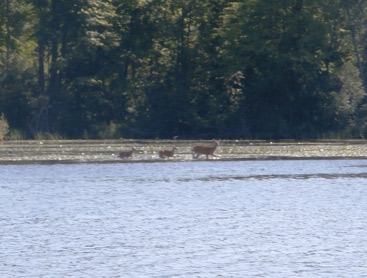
[158,146,178,158]
[192,140,219,159]
[118,147,136,158]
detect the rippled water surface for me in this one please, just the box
[2,159,367,277]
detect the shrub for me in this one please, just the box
[0,114,9,140]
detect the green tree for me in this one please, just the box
[0,0,365,139]
[131,0,232,138]
[220,0,345,138]
[343,0,367,95]
[0,0,35,135]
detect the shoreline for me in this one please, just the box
[1,139,367,164]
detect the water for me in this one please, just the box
[2,159,367,277]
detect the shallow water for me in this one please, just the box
[2,139,367,163]
[2,159,367,277]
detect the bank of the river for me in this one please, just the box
[1,139,367,164]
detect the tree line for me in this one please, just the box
[1,0,367,139]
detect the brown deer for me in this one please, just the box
[192,140,219,159]
[118,147,136,158]
[158,146,178,158]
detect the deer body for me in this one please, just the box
[159,146,178,158]
[192,140,219,159]
[119,147,136,158]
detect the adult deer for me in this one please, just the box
[158,146,178,158]
[192,140,219,159]
[118,147,136,158]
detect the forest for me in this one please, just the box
[1,0,367,140]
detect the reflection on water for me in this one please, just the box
[179,173,367,182]
[1,160,367,277]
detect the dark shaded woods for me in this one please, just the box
[1,0,367,140]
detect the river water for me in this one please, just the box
[2,159,367,277]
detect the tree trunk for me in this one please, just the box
[38,40,45,94]
[5,0,11,72]
[48,36,59,96]
[345,1,367,95]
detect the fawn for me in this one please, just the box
[118,147,136,158]
[159,146,178,158]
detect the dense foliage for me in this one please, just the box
[1,0,367,139]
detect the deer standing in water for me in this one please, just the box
[118,147,136,158]
[192,140,219,159]
[159,146,178,158]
